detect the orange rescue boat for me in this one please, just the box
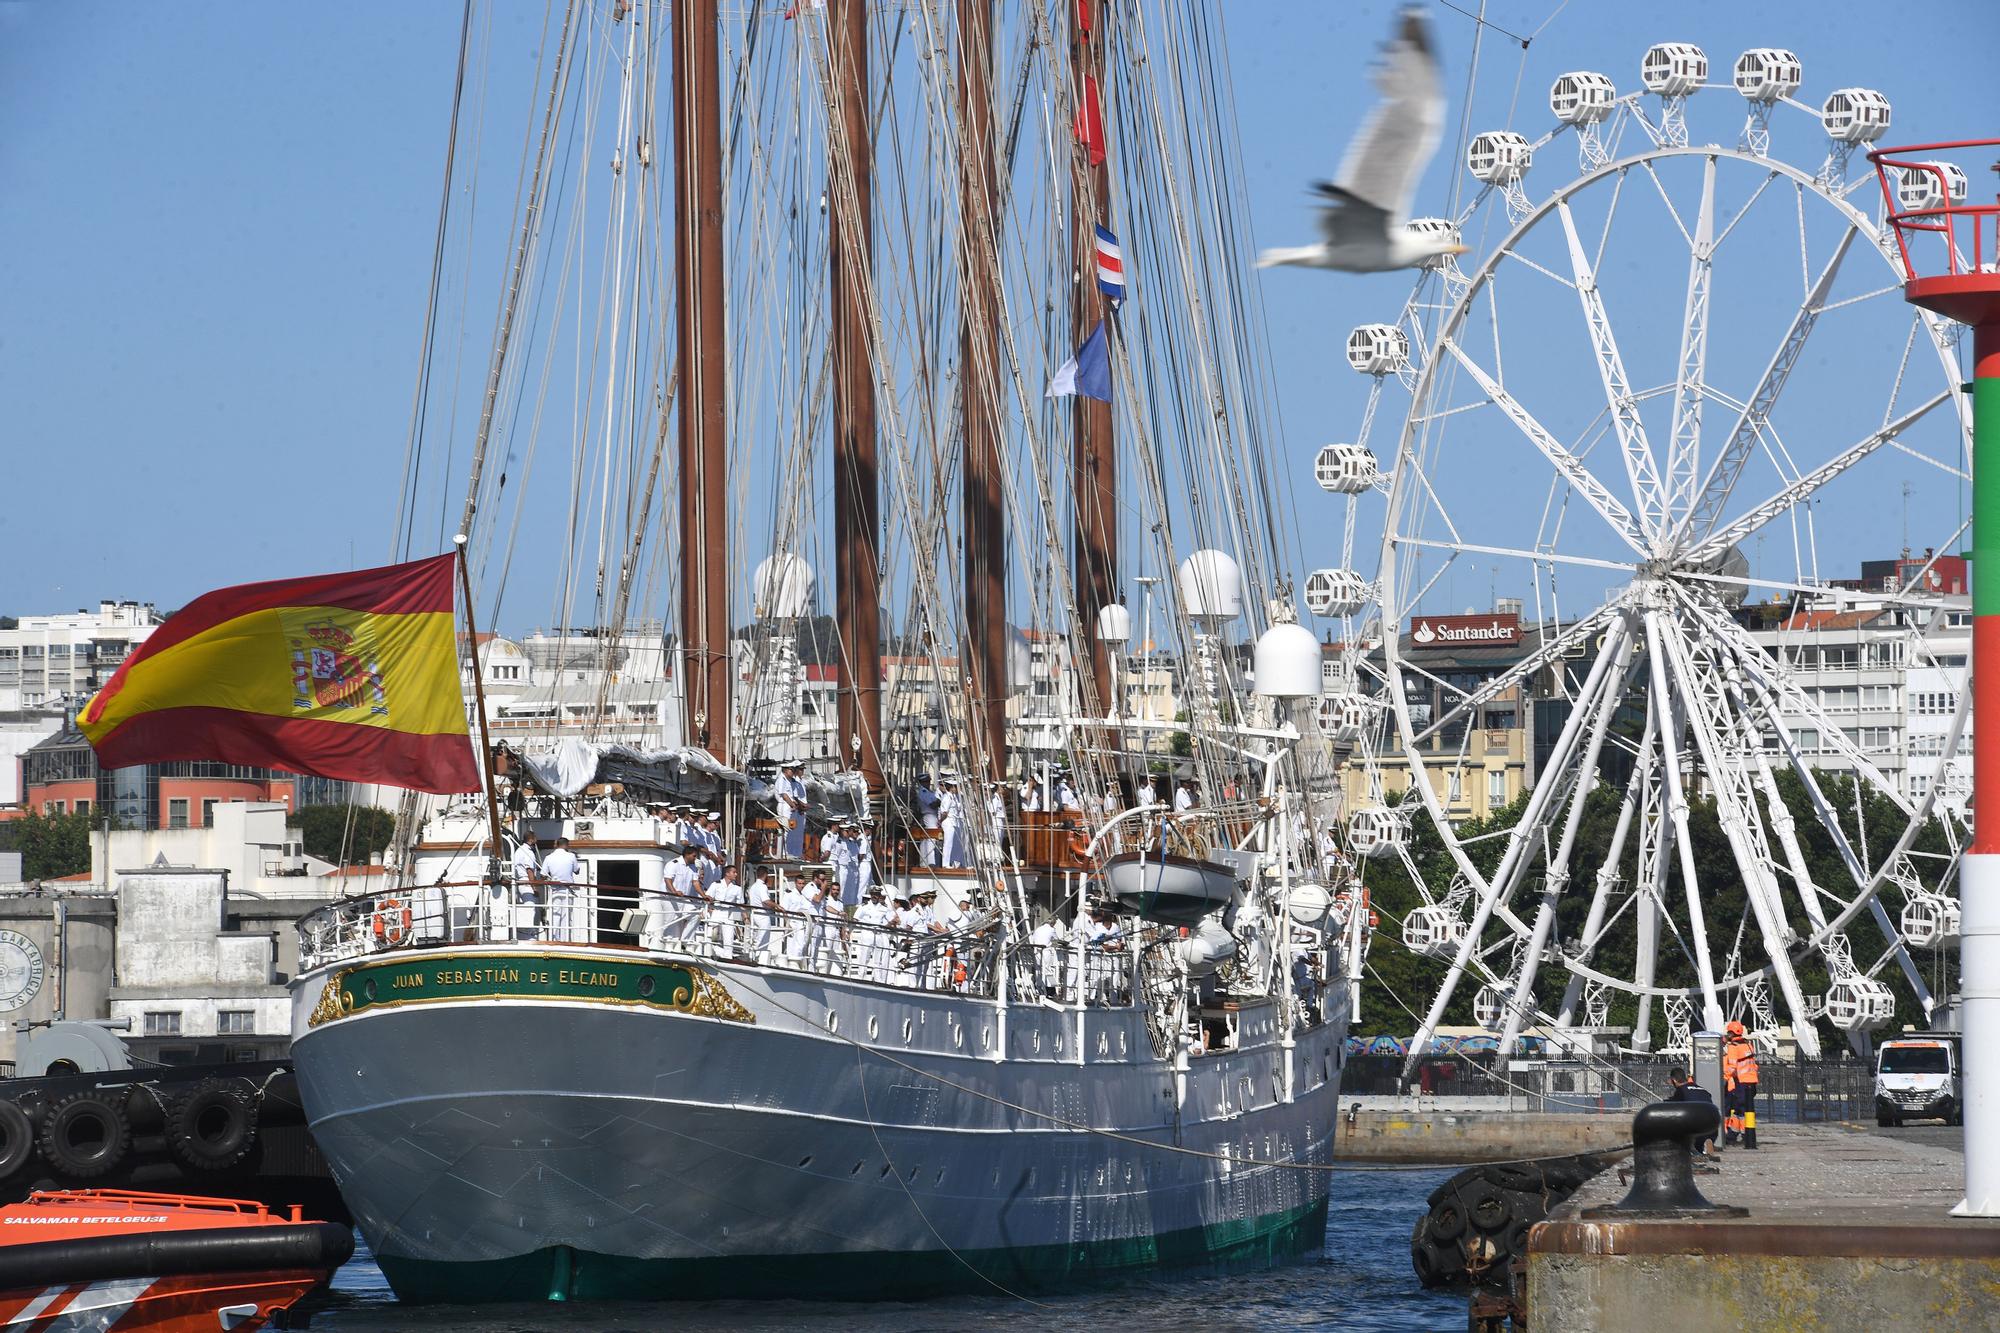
[0,1189,352,1332]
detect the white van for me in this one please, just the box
[1874,1037,1961,1127]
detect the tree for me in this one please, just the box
[14,811,92,880]
[296,804,398,866]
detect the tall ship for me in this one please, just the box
[284,0,1373,1302]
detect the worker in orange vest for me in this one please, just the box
[1722,1021,1762,1149]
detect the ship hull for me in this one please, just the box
[291,949,1347,1303]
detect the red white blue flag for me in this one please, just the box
[1094,224,1124,304]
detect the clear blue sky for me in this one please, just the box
[2,1,1993,630]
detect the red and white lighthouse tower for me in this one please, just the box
[1875,139,2000,1216]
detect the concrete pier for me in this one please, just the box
[1529,1124,2000,1330]
[1332,1097,1630,1164]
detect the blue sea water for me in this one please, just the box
[306,1168,1463,1332]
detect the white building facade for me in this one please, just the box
[0,601,162,711]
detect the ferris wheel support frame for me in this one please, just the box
[1380,135,1968,1080]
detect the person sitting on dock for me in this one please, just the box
[1668,1070,1719,1158]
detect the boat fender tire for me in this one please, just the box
[169,1079,258,1172]
[1468,1187,1511,1233]
[0,1101,34,1179]
[1455,1177,1508,1232]
[1504,1218,1536,1260]
[1484,1162,1543,1193]
[1428,1197,1466,1241]
[1410,1239,1443,1286]
[38,1093,131,1180]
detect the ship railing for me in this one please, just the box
[1002,936,1139,1009]
[298,879,1036,999]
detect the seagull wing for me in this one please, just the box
[1332,7,1445,224]
[1311,181,1392,256]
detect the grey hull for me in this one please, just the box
[292,953,1347,1300]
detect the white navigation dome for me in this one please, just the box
[1176,550,1243,622]
[1253,622,1322,698]
[752,552,814,619]
[1096,603,1133,645]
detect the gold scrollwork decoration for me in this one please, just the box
[681,969,755,1024]
[307,971,356,1027]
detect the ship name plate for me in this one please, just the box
[307,953,754,1026]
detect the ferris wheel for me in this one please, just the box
[1308,42,1973,1062]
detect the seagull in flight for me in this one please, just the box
[1258,8,1464,272]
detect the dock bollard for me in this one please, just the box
[1581,1102,1749,1219]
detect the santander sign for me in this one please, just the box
[1407,613,1521,647]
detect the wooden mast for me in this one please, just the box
[1072,3,1117,717]
[959,0,1008,785]
[831,0,882,794]
[674,0,731,765]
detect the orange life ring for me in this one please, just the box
[372,898,412,947]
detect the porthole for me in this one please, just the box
[799,1155,814,1168]
[1032,1031,1041,1054]
[952,1025,965,1050]
[1097,1033,1109,1057]
[982,1024,993,1050]
[827,1011,839,1034]
[868,1016,879,1039]
[902,1019,914,1043]
[1119,1031,1128,1056]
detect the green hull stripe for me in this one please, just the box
[310,952,751,1026]
[375,1196,1330,1304]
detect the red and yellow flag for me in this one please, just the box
[78,555,480,794]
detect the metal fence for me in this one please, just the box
[1339,1054,1877,1121]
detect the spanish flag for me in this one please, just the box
[78,555,481,794]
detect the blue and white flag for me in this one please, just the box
[1094,223,1125,304]
[1047,320,1111,402]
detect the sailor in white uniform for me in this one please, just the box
[985,783,1009,857]
[1031,914,1066,997]
[541,836,582,943]
[828,821,864,908]
[913,773,942,867]
[507,832,543,941]
[938,778,967,868]
[1019,776,1046,813]
[779,872,814,965]
[1136,774,1159,807]
[850,883,892,982]
[665,847,706,946]
[1175,779,1197,812]
[698,811,725,888]
[777,763,809,859]
[811,872,843,972]
[746,866,778,961]
[1053,772,1082,814]
[705,863,746,957]
[856,816,878,899]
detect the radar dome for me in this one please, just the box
[1176,550,1243,622]
[1254,623,1322,698]
[752,553,814,619]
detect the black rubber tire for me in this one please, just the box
[1469,1188,1512,1233]
[1456,1176,1509,1232]
[168,1079,257,1172]
[0,1101,34,1179]
[38,1093,130,1180]
[1504,1218,1536,1259]
[1485,1162,1543,1193]
[1877,1112,1897,1128]
[1411,1239,1444,1286]
[1502,1186,1550,1223]
[1429,1198,1467,1241]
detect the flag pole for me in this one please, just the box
[454,534,510,867]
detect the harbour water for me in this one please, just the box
[307,1167,1461,1331]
